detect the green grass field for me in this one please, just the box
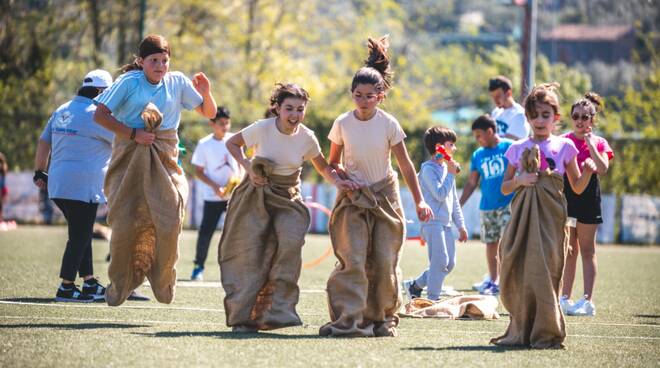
[1,226,659,367]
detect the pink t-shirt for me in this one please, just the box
[505,136,578,175]
[562,132,614,173]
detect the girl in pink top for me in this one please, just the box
[493,83,597,348]
[501,83,596,193]
[560,93,614,317]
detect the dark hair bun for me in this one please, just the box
[584,92,603,112]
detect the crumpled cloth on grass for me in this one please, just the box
[400,295,500,319]
[491,146,568,349]
[218,157,310,330]
[320,173,406,337]
[104,103,187,306]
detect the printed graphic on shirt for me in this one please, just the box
[495,119,509,135]
[479,153,507,180]
[53,111,78,135]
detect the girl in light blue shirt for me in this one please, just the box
[94,34,216,142]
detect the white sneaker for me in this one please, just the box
[568,297,596,316]
[559,296,573,314]
[472,274,491,292]
[440,285,463,297]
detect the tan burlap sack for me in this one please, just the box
[400,295,500,319]
[491,146,568,349]
[104,104,188,306]
[218,157,310,330]
[320,173,406,337]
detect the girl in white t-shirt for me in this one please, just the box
[320,36,432,338]
[219,83,358,333]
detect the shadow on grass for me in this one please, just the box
[1,297,57,304]
[635,314,660,319]
[1,323,148,330]
[133,331,324,340]
[403,345,528,353]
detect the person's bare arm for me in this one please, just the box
[94,103,155,145]
[565,158,596,194]
[459,171,480,206]
[194,165,223,198]
[501,165,538,195]
[584,133,609,175]
[225,132,267,186]
[310,154,360,192]
[33,139,51,189]
[192,72,217,119]
[391,141,432,222]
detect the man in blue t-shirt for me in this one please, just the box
[459,114,514,296]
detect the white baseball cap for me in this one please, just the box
[82,69,113,88]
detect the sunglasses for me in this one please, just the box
[571,113,592,121]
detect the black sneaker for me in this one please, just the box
[403,279,423,300]
[55,284,95,303]
[127,289,151,301]
[82,278,106,301]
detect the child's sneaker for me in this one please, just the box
[55,284,94,303]
[559,295,573,314]
[190,265,204,281]
[127,289,151,301]
[403,279,422,300]
[472,274,491,292]
[82,278,106,301]
[440,285,463,297]
[569,297,596,316]
[480,281,500,296]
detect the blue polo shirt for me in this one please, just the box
[95,70,203,130]
[39,96,114,203]
[470,139,515,210]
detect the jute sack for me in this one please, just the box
[218,157,310,330]
[105,104,188,306]
[491,146,568,349]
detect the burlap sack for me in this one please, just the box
[400,295,500,319]
[218,157,310,330]
[491,146,568,349]
[104,104,188,306]
[320,173,406,337]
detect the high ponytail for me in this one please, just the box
[571,91,603,123]
[351,35,393,93]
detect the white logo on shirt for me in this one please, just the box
[56,111,73,128]
[480,155,506,179]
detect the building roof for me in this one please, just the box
[541,24,634,41]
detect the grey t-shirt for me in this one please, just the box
[39,96,114,203]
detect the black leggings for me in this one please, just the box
[53,198,98,281]
[194,201,228,267]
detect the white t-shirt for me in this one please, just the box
[328,108,406,186]
[491,102,530,140]
[191,133,240,201]
[241,118,322,176]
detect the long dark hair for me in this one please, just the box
[351,35,393,93]
[120,34,171,74]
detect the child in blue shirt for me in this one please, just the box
[459,114,514,295]
[404,126,468,301]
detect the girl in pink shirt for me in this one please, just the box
[492,83,597,349]
[560,93,614,317]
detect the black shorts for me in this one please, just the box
[563,174,602,224]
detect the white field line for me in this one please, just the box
[1,314,659,341]
[1,299,659,329]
